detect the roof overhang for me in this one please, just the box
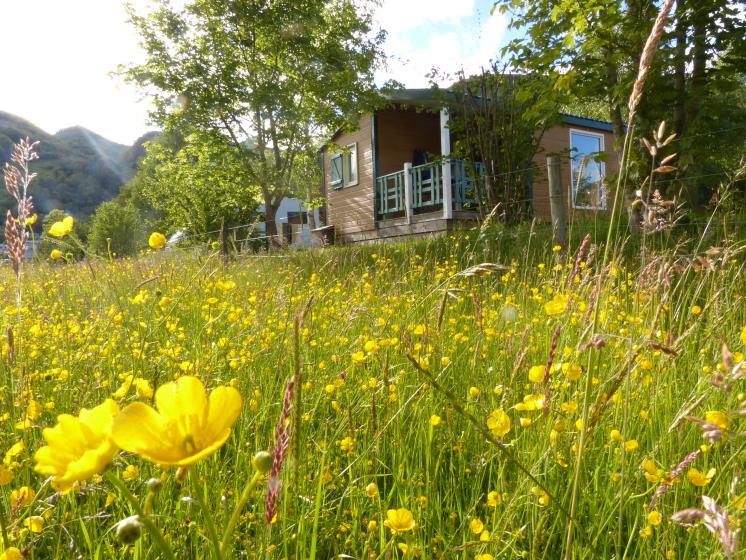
[561,113,615,132]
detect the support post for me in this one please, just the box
[547,155,567,251]
[403,162,413,224]
[440,109,453,220]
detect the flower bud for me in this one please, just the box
[252,451,273,474]
[116,515,142,544]
[146,477,163,493]
[501,304,518,323]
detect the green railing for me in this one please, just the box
[376,170,405,215]
[376,159,484,217]
[453,160,484,208]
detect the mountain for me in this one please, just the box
[0,112,158,221]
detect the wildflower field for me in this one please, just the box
[0,228,744,560]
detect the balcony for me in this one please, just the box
[376,159,485,219]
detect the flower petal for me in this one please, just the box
[205,386,242,441]
[112,402,173,459]
[155,376,208,425]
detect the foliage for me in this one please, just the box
[442,67,562,223]
[121,0,388,238]
[134,131,260,242]
[493,0,746,203]
[0,112,155,221]
[87,201,143,257]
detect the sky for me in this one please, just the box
[1,0,508,146]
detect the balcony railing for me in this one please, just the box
[376,159,485,218]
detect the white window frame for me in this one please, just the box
[330,153,343,188]
[569,129,606,210]
[331,143,358,189]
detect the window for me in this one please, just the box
[569,130,606,209]
[331,143,358,189]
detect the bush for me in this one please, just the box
[87,201,143,258]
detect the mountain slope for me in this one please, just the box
[0,112,157,220]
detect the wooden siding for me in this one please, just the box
[322,115,375,236]
[376,107,441,176]
[532,124,619,220]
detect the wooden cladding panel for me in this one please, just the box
[532,124,619,220]
[376,107,441,176]
[323,116,375,235]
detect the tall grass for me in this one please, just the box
[0,221,742,558]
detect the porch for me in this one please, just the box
[375,159,485,219]
[373,103,484,226]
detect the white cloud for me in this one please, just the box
[2,0,154,145]
[1,0,507,143]
[375,0,476,35]
[374,0,508,88]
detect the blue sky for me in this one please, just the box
[1,0,512,144]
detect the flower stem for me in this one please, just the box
[0,494,10,549]
[220,470,261,556]
[104,471,176,560]
[190,468,222,560]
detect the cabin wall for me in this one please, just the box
[532,124,619,220]
[376,107,441,176]
[322,115,375,238]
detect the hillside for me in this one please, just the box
[0,112,157,220]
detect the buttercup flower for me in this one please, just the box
[528,365,545,383]
[704,411,729,430]
[0,547,22,560]
[24,516,44,533]
[48,216,74,238]
[9,486,34,508]
[148,232,167,249]
[487,409,511,438]
[50,249,63,261]
[365,482,379,498]
[687,467,715,487]
[383,508,416,533]
[469,517,484,534]
[112,376,242,466]
[544,293,569,316]
[34,399,120,491]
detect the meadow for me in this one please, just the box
[0,222,743,560]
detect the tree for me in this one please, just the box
[494,0,746,203]
[121,0,387,241]
[443,67,562,224]
[135,131,259,242]
[87,201,142,257]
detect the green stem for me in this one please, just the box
[190,468,222,560]
[104,471,176,560]
[564,122,635,560]
[0,493,10,549]
[219,470,261,556]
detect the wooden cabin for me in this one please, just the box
[318,89,619,244]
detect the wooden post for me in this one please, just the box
[440,109,453,220]
[403,162,413,224]
[547,155,567,250]
[220,217,229,262]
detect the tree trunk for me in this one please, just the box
[605,59,626,148]
[672,0,688,138]
[687,7,707,125]
[263,191,281,250]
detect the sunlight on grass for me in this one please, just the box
[0,231,742,558]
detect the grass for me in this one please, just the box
[0,224,744,559]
